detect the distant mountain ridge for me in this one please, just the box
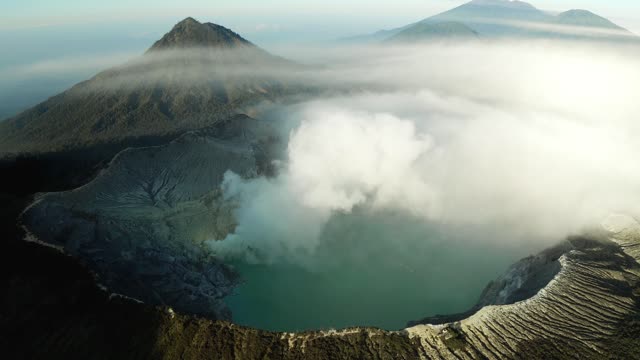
[348,0,635,43]
[553,9,626,30]
[386,22,479,43]
[467,0,538,11]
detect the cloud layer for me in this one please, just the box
[205,39,640,266]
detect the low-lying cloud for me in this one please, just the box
[206,39,640,266]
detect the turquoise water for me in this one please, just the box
[225,212,538,332]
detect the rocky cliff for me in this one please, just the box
[16,110,640,357]
[6,217,640,359]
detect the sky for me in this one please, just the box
[2,1,639,61]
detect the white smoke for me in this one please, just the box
[207,40,640,266]
[286,107,438,214]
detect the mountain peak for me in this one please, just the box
[148,17,254,51]
[179,17,199,25]
[555,9,626,30]
[469,0,537,10]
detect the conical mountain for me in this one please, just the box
[386,22,479,43]
[352,0,635,42]
[0,18,289,156]
[148,17,255,50]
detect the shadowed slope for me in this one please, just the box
[6,218,640,358]
[386,22,479,43]
[0,18,292,156]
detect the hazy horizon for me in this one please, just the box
[2,0,639,120]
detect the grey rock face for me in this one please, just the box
[148,17,255,51]
[22,114,276,319]
[475,240,572,307]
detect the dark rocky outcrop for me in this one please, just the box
[0,18,294,156]
[21,114,277,320]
